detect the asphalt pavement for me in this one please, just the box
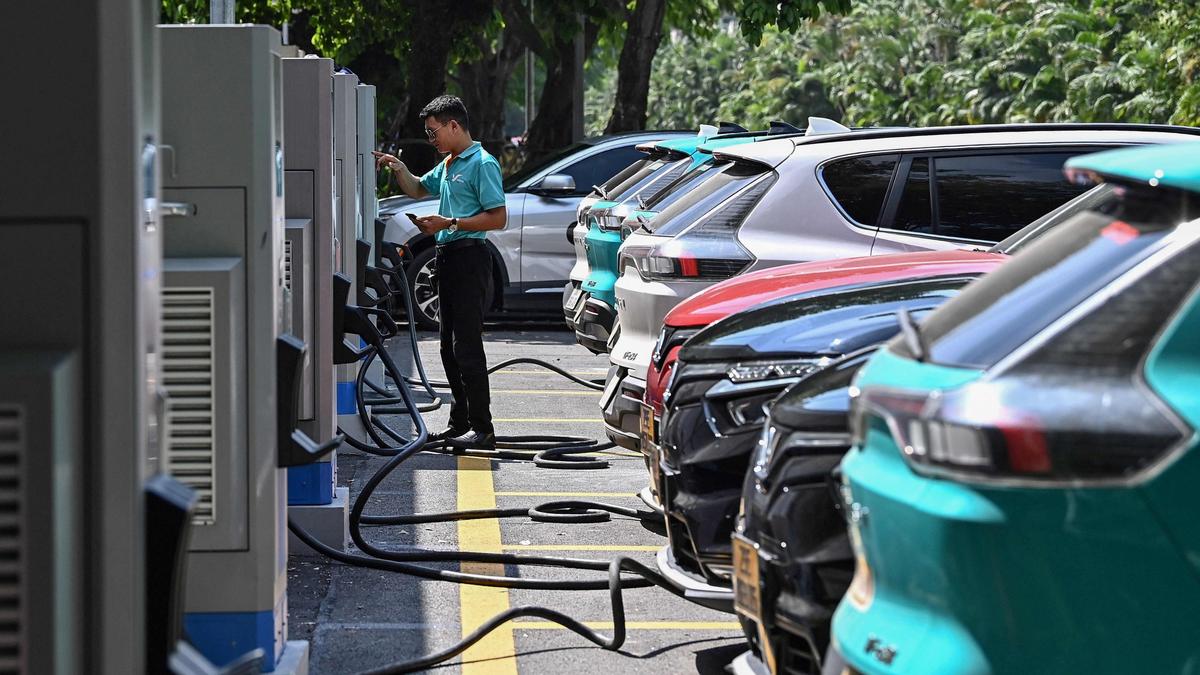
[288,326,747,674]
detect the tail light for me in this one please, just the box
[643,346,680,417]
[851,234,1200,485]
[618,173,771,282]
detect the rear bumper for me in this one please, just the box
[574,297,617,354]
[601,370,645,452]
[654,546,734,612]
[562,280,585,332]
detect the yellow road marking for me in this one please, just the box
[513,621,741,630]
[502,544,660,552]
[491,370,606,376]
[491,389,598,396]
[494,418,600,423]
[494,491,637,497]
[457,456,517,674]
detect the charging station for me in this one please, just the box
[357,82,380,267]
[334,70,367,430]
[159,24,312,672]
[282,55,351,556]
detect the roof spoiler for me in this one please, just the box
[805,117,852,136]
[768,120,802,135]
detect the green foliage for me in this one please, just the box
[645,0,1200,130]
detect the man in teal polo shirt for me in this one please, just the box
[373,95,506,448]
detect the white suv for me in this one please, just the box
[601,123,1200,451]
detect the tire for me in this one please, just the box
[403,246,496,331]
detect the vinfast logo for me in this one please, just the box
[864,635,897,665]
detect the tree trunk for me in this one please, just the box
[605,0,668,133]
[524,16,600,160]
[397,0,457,140]
[454,27,526,147]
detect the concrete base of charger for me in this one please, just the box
[288,486,349,557]
[274,640,310,675]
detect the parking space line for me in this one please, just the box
[503,544,660,552]
[492,389,598,396]
[457,456,518,674]
[513,621,741,630]
[494,491,637,497]
[494,418,600,423]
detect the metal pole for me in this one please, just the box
[572,12,584,141]
[524,0,534,136]
[210,0,234,23]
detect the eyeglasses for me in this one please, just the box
[425,123,447,140]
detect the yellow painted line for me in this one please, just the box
[513,621,741,630]
[457,456,517,674]
[494,418,600,423]
[494,491,637,497]
[502,544,660,552]
[491,389,598,396]
[492,370,606,376]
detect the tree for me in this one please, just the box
[451,10,527,145]
[604,0,669,132]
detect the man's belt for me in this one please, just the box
[435,237,485,253]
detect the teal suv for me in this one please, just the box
[829,142,1200,674]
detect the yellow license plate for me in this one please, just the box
[732,535,761,622]
[640,405,655,442]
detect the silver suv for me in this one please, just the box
[602,123,1200,451]
[380,131,688,327]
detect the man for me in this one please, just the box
[373,95,506,449]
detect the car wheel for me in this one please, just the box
[402,246,496,331]
[404,247,441,330]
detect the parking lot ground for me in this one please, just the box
[289,327,747,674]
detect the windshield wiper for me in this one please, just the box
[592,184,607,199]
[636,193,647,210]
[895,307,927,362]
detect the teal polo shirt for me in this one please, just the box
[419,141,506,244]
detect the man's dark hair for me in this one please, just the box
[420,95,470,132]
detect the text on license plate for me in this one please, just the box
[732,535,761,622]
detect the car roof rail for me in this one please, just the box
[791,122,1200,147]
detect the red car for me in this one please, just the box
[641,249,1008,507]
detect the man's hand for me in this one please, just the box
[414,215,451,236]
[372,150,402,171]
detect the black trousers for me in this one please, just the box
[435,242,494,435]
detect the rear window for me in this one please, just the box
[615,157,692,206]
[642,159,724,212]
[647,162,772,236]
[600,157,655,197]
[908,184,1200,369]
[606,157,669,201]
[821,154,900,225]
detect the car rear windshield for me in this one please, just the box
[602,157,655,196]
[907,183,1200,370]
[645,161,773,236]
[614,157,692,205]
[640,159,725,212]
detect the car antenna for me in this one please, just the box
[896,307,927,362]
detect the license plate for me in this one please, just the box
[647,440,663,494]
[566,287,583,312]
[639,405,655,443]
[732,535,762,622]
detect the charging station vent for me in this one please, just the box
[0,406,21,671]
[161,288,217,526]
[284,239,293,293]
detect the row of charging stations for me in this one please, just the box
[0,1,379,671]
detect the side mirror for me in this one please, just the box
[534,173,576,196]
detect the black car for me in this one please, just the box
[731,350,870,675]
[653,276,982,610]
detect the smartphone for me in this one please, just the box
[405,212,420,222]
